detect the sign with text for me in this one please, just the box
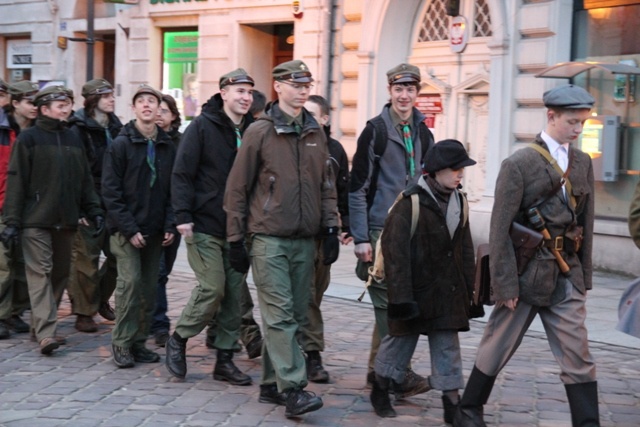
[7,39,32,69]
[415,94,443,115]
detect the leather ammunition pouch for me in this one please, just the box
[510,222,544,276]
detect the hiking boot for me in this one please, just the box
[284,388,323,417]
[213,350,252,385]
[245,336,262,359]
[0,320,10,339]
[165,335,187,378]
[7,315,30,333]
[259,384,287,405]
[442,394,459,424]
[40,337,60,355]
[393,368,431,399]
[132,346,161,363]
[306,351,329,383]
[112,344,135,368]
[154,331,170,347]
[371,374,396,418]
[98,302,116,321]
[75,315,98,333]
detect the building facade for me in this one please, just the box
[2,0,639,274]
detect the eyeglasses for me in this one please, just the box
[279,81,314,91]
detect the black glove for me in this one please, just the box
[322,227,340,265]
[0,225,19,250]
[229,240,250,274]
[92,215,105,237]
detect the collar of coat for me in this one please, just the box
[263,101,321,136]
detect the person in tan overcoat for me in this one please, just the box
[454,84,600,427]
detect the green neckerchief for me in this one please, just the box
[281,109,304,135]
[389,108,416,176]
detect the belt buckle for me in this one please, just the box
[554,236,564,251]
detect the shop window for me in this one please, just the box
[473,0,492,37]
[6,39,32,83]
[162,30,198,120]
[418,0,449,42]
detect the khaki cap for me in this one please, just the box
[387,63,421,85]
[34,85,73,106]
[82,79,113,97]
[272,60,314,83]
[132,84,162,104]
[219,69,255,88]
[8,80,40,100]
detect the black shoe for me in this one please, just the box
[213,350,252,385]
[306,351,329,383]
[371,375,396,418]
[393,368,431,399]
[0,321,10,339]
[7,315,30,333]
[75,315,98,333]
[245,336,263,359]
[165,335,187,378]
[132,346,161,363]
[442,395,459,424]
[454,366,496,427]
[154,331,170,347]
[259,384,287,405]
[98,302,116,321]
[284,388,323,417]
[112,344,135,368]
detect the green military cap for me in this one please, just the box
[8,80,40,100]
[387,63,421,85]
[0,79,8,93]
[272,60,314,83]
[543,84,595,109]
[82,78,113,97]
[132,84,162,104]
[34,85,73,106]
[219,68,255,88]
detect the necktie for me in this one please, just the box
[147,138,156,187]
[401,121,415,177]
[294,122,302,135]
[234,126,242,148]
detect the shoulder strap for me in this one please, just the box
[527,143,576,210]
[409,193,419,238]
[459,191,469,228]
[417,122,434,164]
[366,117,388,209]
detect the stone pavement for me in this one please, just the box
[2,243,640,426]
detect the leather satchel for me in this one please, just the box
[509,222,543,275]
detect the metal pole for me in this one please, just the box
[86,0,95,81]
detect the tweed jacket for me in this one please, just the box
[488,135,594,306]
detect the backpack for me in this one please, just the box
[363,116,434,209]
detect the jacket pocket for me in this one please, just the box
[262,176,276,214]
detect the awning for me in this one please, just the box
[535,61,640,79]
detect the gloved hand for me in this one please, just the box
[229,240,250,273]
[92,215,105,237]
[322,227,340,265]
[0,225,19,250]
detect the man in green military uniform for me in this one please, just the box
[164,69,255,385]
[224,60,340,418]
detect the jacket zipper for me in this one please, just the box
[263,176,275,213]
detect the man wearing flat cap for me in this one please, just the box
[455,84,600,426]
[102,84,176,368]
[349,62,433,396]
[224,59,338,417]
[165,68,255,386]
[67,78,123,333]
[1,85,103,355]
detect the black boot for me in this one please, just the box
[284,387,323,417]
[565,381,600,427]
[213,349,252,385]
[370,374,396,418]
[453,366,496,427]
[442,394,459,424]
[165,334,187,379]
[306,350,330,383]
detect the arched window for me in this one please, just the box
[417,0,492,42]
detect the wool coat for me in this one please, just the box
[382,179,475,336]
[488,135,594,307]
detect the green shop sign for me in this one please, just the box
[164,32,198,63]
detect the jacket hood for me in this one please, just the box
[200,93,255,130]
[120,120,171,145]
[69,108,123,131]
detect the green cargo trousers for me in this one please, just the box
[110,232,163,349]
[251,234,314,392]
[297,238,331,352]
[0,221,30,320]
[21,228,75,342]
[67,223,117,316]
[174,233,242,351]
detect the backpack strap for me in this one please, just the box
[365,117,388,209]
[527,143,575,210]
[409,192,419,238]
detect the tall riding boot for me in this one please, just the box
[565,381,600,427]
[370,374,396,418]
[213,349,252,385]
[453,365,497,427]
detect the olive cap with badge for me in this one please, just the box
[219,68,255,88]
[424,139,476,175]
[8,80,40,100]
[82,79,113,97]
[0,79,8,93]
[387,63,421,85]
[543,84,595,109]
[132,84,162,104]
[34,85,74,106]
[272,60,314,83]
